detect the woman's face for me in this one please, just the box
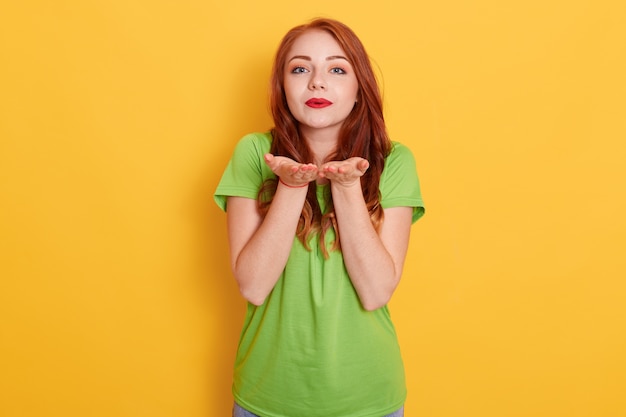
[283,29,359,139]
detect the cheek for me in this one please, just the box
[284,90,298,112]
[283,93,302,121]
[350,81,359,101]
[284,80,302,103]
[343,85,359,107]
[282,85,295,105]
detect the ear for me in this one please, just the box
[355,88,362,103]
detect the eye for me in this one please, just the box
[291,66,308,74]
[330,67,347,74]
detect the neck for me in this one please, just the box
[301,125,340,165]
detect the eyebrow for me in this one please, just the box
[288,55,349,62]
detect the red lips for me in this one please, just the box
[305,98,332,108]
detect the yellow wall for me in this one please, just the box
[1,1,624,416]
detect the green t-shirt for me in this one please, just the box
[214,132,424,417]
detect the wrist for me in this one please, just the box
[278,177,309,189]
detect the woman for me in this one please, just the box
[215,18,424,417]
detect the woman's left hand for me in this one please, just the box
[319,157,369,187]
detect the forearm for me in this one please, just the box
[331,183,399,311]
[231,184,308,305]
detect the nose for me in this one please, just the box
[309,73,326,90]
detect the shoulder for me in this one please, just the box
[214,132,274,211]
[233,131,273,155]
[382,141,417,178]
[386,141,416,163]
[228,132,273,169]
[379,141,425,222]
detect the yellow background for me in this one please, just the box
[1,1,625,416]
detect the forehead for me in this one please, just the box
[287,29,346,58]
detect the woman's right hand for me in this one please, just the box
[264,154,318,187]
[228,154,315,306]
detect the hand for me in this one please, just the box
[264,154,318,187]
[319,157,370,187]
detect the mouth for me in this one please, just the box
[305,98,333,108]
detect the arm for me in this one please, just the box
[321,159,413,311]
[226,154,317,306]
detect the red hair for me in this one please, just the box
[259,18,391,257]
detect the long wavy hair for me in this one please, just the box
[258,18,392,258]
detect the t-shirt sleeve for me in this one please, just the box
[379,142,425,223]
[214,133,273,212]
